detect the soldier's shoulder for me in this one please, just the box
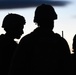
[19,32,34,43]
[54,33,61,37]
[54,33,67,42]
[54,33,63,40]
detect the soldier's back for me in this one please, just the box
[19,27,71,73]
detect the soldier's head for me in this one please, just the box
[2,13,26,39]
[34,4,57,30]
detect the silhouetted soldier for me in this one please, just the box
[9,4,72,75]
[72,34,76,74]
[73,34,76,54]
[0,13,25,75]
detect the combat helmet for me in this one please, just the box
[2,13,25,30]
[34,4,57,23]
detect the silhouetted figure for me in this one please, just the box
[72,34,76,74]
[72,34,76,53]
[0,13,25,75]
[9,4,72,74]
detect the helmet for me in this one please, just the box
[2,13,25,30]
[34,4,57,23]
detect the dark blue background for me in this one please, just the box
[0,0,70,9]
